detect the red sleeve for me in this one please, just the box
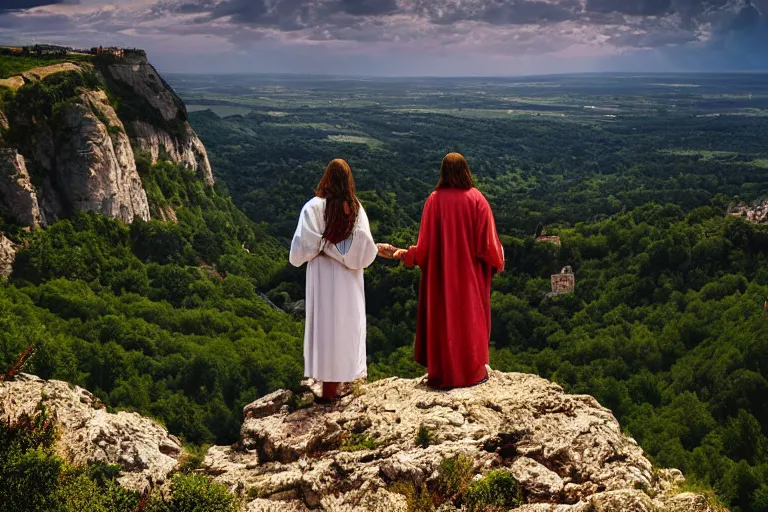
[476,193,505,273]
[403,194,434,268]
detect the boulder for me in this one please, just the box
[0,374,182,493]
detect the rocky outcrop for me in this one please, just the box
[98,53,214,186]
[0,149,43,228]
[48,90,150,223]
[0,233,16,277]
[204,370,714,512]
[0,369,715,510]
[0,52,212,229]
[0,374,182,493]
[130,120,214,186]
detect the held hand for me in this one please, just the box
[377,243,399,259]
[393,249,407,260]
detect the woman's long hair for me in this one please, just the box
[436,152,474,190]
[316,159,360,244]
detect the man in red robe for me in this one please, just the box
[388,153,505,389]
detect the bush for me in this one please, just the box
[435,454,475,501]
[463,470,522,512]
[389,481,434,512]
[0,404,140,512]
[416,424,433,449]
[144,474,239,512]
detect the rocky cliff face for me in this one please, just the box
[0,54,214,275]
[52,90,150,223]
[0,56,213,226]
[0,148,43,228]
[0,370,717,512]
[0,233,16,277]
[98,53,214,186]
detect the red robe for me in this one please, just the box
[403,187,505,388]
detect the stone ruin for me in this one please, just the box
[551,266,575,295]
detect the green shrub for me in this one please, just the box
[177,444,210,473]
[435,453,475,501]
[144,474,239,512]
[339,433,378,452]
[0,404,140,512]
[389,481,434,512]
[416,424,433,449]
[463,470,522,512]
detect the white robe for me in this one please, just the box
[289,197,378,382]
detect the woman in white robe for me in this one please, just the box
[289,159,379,402]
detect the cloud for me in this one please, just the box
[0,0,69,12]
[0,0,765,74]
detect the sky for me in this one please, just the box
[0,0,767,75]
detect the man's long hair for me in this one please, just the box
[316,159,360,244]
[436,152,474,190]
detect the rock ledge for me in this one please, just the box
[203,370,715,512]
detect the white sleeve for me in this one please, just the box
[289,200,325,267]
[322,206,378,270]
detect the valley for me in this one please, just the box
[0,53,767,510]
[175,72,768,512]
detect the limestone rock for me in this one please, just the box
[204,370,713,512]
[50,90,150,223]
[0,374,182,493]
[99,53,214,186]
[0,233,16,277]
[130,120,214,186]
[0,149,43,228]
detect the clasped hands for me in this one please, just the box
[377,243,406,260]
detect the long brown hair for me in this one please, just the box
[436,152,474,190]
[316,159,360,244]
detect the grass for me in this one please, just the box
[326,134,380,148]
[339,433,378,452]
[0,54,92,79]
[435,454,475,501]
[416,424,433,448]
[177,444,210,473]
[673,481,730,512]
[389,481,434,512]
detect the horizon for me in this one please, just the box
[1,0,767,76]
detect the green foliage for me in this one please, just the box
[389,481,435,512]
[1,164,300,445]
[144,474,239,512]
[435,454,475,501]
[0,54,93,79]
[0,404,140,512]
[416,424,433,449]
[177,444,210,473]
[463,470,522,512]
[339,433,378,452]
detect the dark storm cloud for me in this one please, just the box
[0,0,68,12]
[340,0,398,16]
[424,0,579,26]
[585,0,672,16]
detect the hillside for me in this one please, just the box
[0,50,300,451]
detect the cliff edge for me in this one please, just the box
[0,370,718,511]
[0,53,213,231]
